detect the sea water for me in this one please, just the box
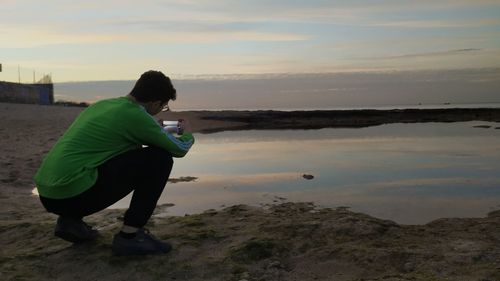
[111,121,500,224]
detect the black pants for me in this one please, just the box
[40,147,173,228]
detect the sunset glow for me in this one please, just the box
[1,0,499,82]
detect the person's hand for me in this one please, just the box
[178,119,191,133]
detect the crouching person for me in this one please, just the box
[34,70,194,255]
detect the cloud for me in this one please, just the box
[370,19,500,29]
[354,48,482,61]
[0,23,308,48]
[3,1,500,48]
[0,24,128,48]
[100,17,313,42]
[2,0,500,81]
[136,1,500,28]
[127,30,309,44]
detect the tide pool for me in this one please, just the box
[112,121,500,224]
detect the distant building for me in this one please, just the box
[0,79,54,105]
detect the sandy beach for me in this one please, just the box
[1,102,500,281]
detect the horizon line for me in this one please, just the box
[52,67,500,84]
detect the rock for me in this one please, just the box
[302,174,314,180]
[487,210,500,217]
[473,125,492,129]
[239,271,250,280]
[267,260,282,269]
[403,262,415,272]
[168,176,198,183]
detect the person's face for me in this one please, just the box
[146,100,169,115]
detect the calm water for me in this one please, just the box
[112,121,500,224]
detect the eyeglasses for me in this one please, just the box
[161,103,170,112]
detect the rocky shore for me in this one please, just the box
[1,102,500,280]
[169,108,500,133]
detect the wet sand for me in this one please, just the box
[1,102,500,280]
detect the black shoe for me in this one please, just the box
[54,216,100,243]
[112,228,172,256]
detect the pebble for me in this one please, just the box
[267,260,282,269]
[403,262,415,272]
[302,174,314,180]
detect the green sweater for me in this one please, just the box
[34,97,195,199]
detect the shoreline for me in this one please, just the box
[1,102,500,280]
[2,102,500,134]
[162,107,500,133]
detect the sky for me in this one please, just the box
[1,0,500,83]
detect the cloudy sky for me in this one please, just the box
[1,0,500,82]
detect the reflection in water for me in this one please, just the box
[111,121,500,224]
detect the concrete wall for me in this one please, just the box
[0,81,54,105]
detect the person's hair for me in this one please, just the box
[129,70,176,103]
